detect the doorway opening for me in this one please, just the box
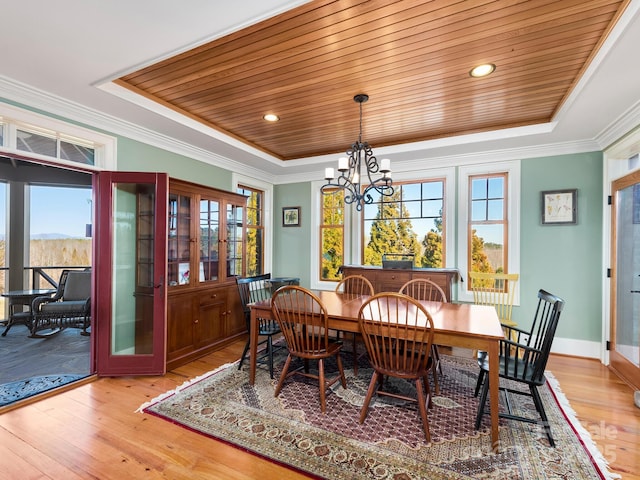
[0,156,93,407]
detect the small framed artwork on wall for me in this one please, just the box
[541,189,577,225]
[282,206,301,227]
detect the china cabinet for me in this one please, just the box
[165,179,247,368]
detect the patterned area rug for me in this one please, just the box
[140,352,619,480]
[0,374,87,406]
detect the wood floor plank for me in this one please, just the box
[0,340,637,480]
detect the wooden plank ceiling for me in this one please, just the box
[116,0,629,161]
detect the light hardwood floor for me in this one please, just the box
[0,340,638,480]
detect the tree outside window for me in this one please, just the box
[237,185,264,276]
[320,189,344,281]
[362,180,445,267]
[468,174,507,275]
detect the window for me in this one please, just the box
[458,161,520,302]
[320,188,344,281]
[237,185,264,276]
[1,103,115,169]
[469,173,507,274]
[362,179,446,267]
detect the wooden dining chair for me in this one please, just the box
[399,278,446,394]
[334,275,374,374]
[468,272,519,331]
[271,285,347,413]
[358,292,436,442]
[475,289,565,446]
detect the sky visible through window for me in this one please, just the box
[29,186,92,237]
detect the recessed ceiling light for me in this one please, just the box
[263,113,279,122]
[469,63,496,78]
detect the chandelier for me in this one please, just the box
[321,94,394,211]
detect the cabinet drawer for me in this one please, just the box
[376,271,411,292]
[199,290,225,306]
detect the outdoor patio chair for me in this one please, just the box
[31,269,91,338]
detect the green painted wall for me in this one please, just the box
[117,137,233,190]
[519,151,603,342]
[1,98,607,343]
[272,152,605,343]
[273,182,312,287]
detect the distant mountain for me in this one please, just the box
[31,233,80,240]
[0,233,87,240]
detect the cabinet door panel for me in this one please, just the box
[197,291,226,347]
[167,295,195,359]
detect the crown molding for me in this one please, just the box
[2,74,631,188]
[595,98,640,150]
[0,76,276,183]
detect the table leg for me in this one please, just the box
[487,339,500,452]
[249,308,259,385]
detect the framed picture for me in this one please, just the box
[541,189,577,225]
[282,206,301,227]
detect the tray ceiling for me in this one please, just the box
[115,0,630,161]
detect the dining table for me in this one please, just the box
[248,289,505,450]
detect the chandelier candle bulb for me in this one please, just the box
[325,168,334,180]
[338,157,348,171]
[380,158,391,173]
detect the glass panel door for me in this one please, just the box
[200,198,220,282]
[168,192,192,287]
[610,170,640,389]
[226,203,244,278]
[94,172,168,375]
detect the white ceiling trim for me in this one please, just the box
[0,75,275,183]
[0,74,627,188]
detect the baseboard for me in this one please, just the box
[550,336,602,359]
[451,337,602,361]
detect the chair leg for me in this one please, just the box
[336,352,347,388]
[274,354,293,398]
[359,371,381,424]
[422,375,433,408]
[238,339,250,371]
[318,358,326,413]
[267,336,275,379]
[474,369,486,397]
[352,333,359,375]
[475,371,490,430]
[433,345,442,374]
[430,354,440,395]
[415,377,431,443]
[531,385,555,447]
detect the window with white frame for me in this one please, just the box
[0,103,115,170]
[311,167,456,290]
[457,161,520,302]
[233,174,273,277]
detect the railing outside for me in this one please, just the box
[0,266,91,320]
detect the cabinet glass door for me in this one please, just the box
[168,193,192,287]
[200,198,220,282]
[227,203,244,278]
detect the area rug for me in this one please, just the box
[0,374,87,407]
[139,352,619,480]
